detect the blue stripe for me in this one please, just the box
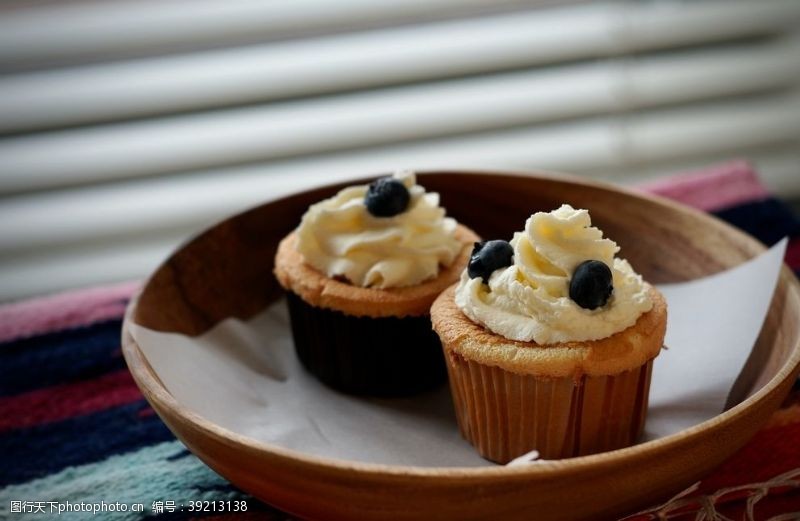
[0,400,173,486]
[0,319,124,397]
[0,440,279,521]
[0,441,279,521]
[714,198,800,247]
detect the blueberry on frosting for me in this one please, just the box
[569,260,613,310]
[365,177,410,217]
[468,240,514,283]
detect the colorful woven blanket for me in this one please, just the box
[2,161,799,520]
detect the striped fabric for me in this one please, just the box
[1,162,799,519]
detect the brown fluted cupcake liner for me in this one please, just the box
[286,292,447,397]
[444,347,653,462]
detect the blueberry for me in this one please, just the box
[364,177,410,217]
[569,260,613,310]
[468,240,514,283]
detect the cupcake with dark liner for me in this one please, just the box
[431,204,667,462]
[274,171,480,396]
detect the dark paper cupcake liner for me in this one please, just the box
[285,292,447,397]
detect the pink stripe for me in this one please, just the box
[0,280,139,344]
[0,369,142,432]
[636,160,769,212]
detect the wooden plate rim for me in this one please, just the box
[121,168,800,480]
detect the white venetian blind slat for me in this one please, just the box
[0,0,545,68]
[1,37,799,194]
[1,91,798,258]
[1,0,799,301]
[0,4,625,131]
[0,236,182,302]
[1,1,798,133]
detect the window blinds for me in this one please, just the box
[0,0,798,300]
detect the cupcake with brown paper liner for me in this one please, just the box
[274,170,480,397]
[431,204,667,462]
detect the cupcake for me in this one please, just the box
[274,171,480,396]
[431,204,667,462]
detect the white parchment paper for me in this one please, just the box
[131,239,787,467]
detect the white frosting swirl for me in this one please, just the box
[295,171,462,288]
[455,204,652,344]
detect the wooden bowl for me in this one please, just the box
[122,170,800,521]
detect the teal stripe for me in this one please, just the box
[0,441,246,520]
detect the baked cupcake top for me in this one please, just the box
[295,170,462,289]
[455,204,653,344]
